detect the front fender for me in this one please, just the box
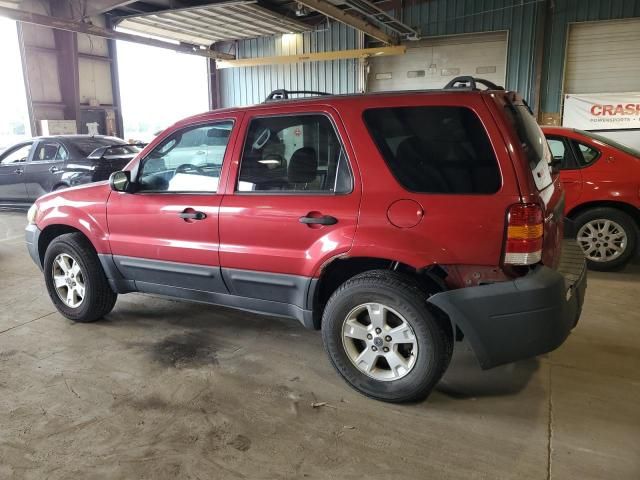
[36,184,112,254]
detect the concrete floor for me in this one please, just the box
[0,210,639,480]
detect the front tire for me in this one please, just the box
[321,271,452,403]
[573,207,637,271]
[43,233,117,322]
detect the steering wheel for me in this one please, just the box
[175,163,206,175]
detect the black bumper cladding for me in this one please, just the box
[428,241,587,369]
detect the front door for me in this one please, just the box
[106,116,241,293]
[24,140,68,200]
[218,108,361,308]
[0,142,32,203]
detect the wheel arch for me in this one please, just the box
[37,225,96,266]
[309,256,448,330]
[567,200,640,227]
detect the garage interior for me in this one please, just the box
[1,0,639,478]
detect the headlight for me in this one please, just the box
[27,204,38,225]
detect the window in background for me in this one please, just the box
[116,40,209,143]
[0,19,31,150]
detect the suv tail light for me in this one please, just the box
[504,203,544,265]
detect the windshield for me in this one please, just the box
[503,103,553,191]
[577,130,640,158]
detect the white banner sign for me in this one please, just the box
[563,93,640,130]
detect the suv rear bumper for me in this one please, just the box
[428,241,587,369]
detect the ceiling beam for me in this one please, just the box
[0,5,235,60]
[83,1,139,17]
[216,45,406,69]
[295,0,395,44]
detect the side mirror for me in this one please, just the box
[109,170,131,192]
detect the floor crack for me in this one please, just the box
[547,364,554,480]
[0,312,56,336]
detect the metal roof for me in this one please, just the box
[116,1,311,45]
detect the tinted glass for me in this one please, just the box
[137,121,233,193]
[237,114,352,193]
[573,141,600,166]
[35,142,64,161]
[72,137,128,156]
[0,143,31,165]
[547,137,574,170]
[363,106,501,194]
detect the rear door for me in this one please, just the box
[24,140,68,200]
[106,115,241,294]
[0,142,32,203]
[546,135,583,207]
[218,106,360,308]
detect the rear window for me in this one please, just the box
[71,137,132,156]
[363,106,501,194]
[503,103,553,190]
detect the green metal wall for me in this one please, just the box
[400,0,545,104]
[540,0,640,114]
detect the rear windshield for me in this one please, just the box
[71,137,134,156]
[363,106,501,194]
[578,130,640,158]
[503,103,553,190]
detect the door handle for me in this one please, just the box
[299,215,338,225]
[13,168,23,174]
[179,210,207,220]
[49,166,60,173]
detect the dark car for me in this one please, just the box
[0,135,140,206]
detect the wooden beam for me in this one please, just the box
[0,5,235,60]
[295,0,395,45]
[216,45,405,69]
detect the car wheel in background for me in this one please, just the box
[573,207,637,271]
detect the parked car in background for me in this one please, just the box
[0,135,141,206]
[26,80,586,403]
[543,127,640,270]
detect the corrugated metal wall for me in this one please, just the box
[218,23,363,107]
[540,0,640,114]
[400,0,544,104]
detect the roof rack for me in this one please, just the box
[443,76,504,91]
[264,89,331,102]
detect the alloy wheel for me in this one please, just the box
[52,253,86,308]
[341,302,418,381]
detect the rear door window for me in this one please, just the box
[572,141,600,166]
[547,136,578,170]
[363,106,501,194]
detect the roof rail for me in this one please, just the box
[443,76,504,91]
[264,89,331,102]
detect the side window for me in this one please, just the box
[137,121,233,193]
[0,143,32,165]
[363,106,501,194]
[237,114,353,193]
[34,142,64,162]
[547,137,576,170]
[573,141,600,166]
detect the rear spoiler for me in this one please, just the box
[86,143,146,160]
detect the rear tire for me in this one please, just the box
[43,233,117,322]
[321,270,452,403]
[573,207,637,271]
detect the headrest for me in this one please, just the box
[288,147,317,183]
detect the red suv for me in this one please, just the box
[25,79,587,403]
[543,126,640,270]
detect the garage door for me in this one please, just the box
[367,32,507,92]
[564,18,640,94]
